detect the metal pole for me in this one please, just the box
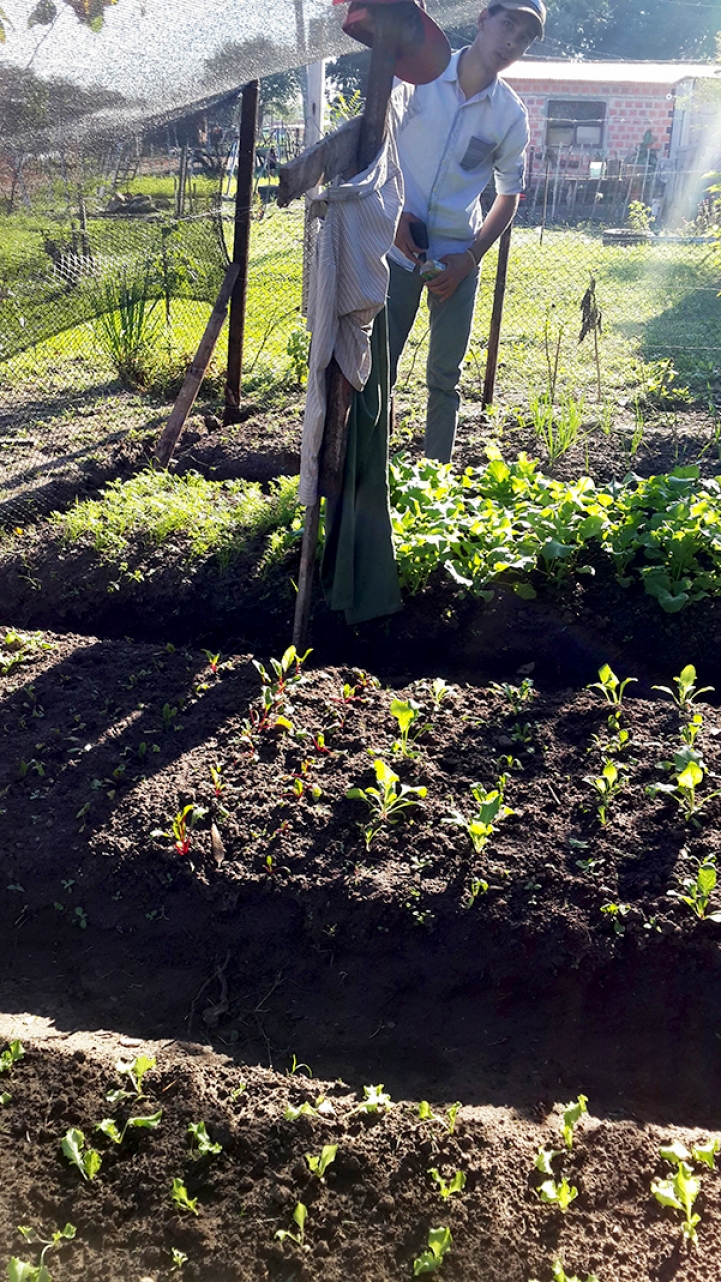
[224,80,259,427]
[482,222,513,409]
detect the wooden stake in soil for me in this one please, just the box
[291,5,406,651]
[482,222,513,409]
[224,80,259,427]
[155,264,240,468]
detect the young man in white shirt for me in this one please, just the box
[388,0,545,462]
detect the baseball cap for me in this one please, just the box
[491,0,546,39]
[333,0,452,85]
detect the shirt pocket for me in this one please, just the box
[459,135,497,172]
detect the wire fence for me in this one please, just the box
[0,151,719,528]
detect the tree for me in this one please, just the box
[0,0,117,39]
[204,38,302,129]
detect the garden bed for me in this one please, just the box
[2,622,721,1279]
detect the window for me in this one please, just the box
[546,99,606,148]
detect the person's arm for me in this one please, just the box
[394,209,427,263]
[425,193,519,301]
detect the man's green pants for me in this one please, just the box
[386,257,479,464]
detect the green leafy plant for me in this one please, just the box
[651,1151,702,1244]
[152,804,207,856]
[305,1144,337,1180]
[0,1040,24,1074]
[530,1262,599,1282]
[171,1179,198,1216]
[444,777,513,853]
[627,200,653,232]
[346,760,426,850]
[286,324,310,387]
[60,1128,102,1181]
[668,857,721,921]
[653,664,714,709]
[428,1168,466,1199]
[490,678,535,712]
[351,1084,393,1115]
[446,1102,462,1135]
[647,753,721,822]
[413,1226,452,1275]
[169,1247,188,1271]
[584,760,624,826]
[9,1223,76,1282]
[92,267,161,385]
[587,664,637,706]
[537,1175,578,1213]
[187,1121,222,1158]
[561,1095,588,1149]
[95,1109,162,1145]
[390,698,429,758]
[111,1053,156,1099]
[600,901,630,935]
[275,1201,307,1249]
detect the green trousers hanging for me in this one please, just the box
[321,308,403,626]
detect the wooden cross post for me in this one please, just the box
[286,4,409,651]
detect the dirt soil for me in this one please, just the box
[2,622,721,1281]
[2,396,721,1281]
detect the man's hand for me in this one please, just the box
[425,251,476,301]
[394,211,426,263]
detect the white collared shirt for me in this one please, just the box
[388,48,529,269]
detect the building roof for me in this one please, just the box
[506,59,721,85]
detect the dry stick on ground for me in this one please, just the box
[289,6,408,651]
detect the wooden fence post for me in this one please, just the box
[224,80,259,427]
[482,222,513,409]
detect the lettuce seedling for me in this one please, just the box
[659,1139,719,1168]
[187,1121,222,1158]
[587,664,637,706]
[445,778,513,854]
[352,1084,393,1115]
[561,1095,588,1149]
[651,1160,700,1243]
[113,1053,156,1098]
[535,1147,563,1175]
[668,858,721,921]
[530,1262,599,1282]
[413,1226,452,1275]
[275,1201,307,1249]
[60,1128,102,1181]
[418,1100,442,1123]
[0,1040,24,1073]
[346,761,426,850]
[171,1179,198,1216]
[305,1144,337,1180]
[537,1176,578,1212]
[96,1109,162,1145]
[653,664,714,709]
[10,1223,76,1282]
[584,760,623,825]
[428,1168,466,1199]
[169,1248,188,1271]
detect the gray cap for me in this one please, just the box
[493,0,546,39]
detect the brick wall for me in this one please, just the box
[504,76,677,159]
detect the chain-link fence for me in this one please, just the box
[1,146,719,528]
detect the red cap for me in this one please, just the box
[333,0,451,86]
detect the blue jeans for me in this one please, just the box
[386,257,479,463]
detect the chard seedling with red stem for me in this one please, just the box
[152,804,207,856]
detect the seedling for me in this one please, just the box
[113,1053,156,1098]
[651,1154,701,1243]
[209,764,224,796]
[446,1102,462,1135]
[187,1121,222,1158]
[561,1095,588,1149]
[653,664,714,710]
[352,1084,393,1115]
[288,1054,313,1077]
[681,713,704,747]
[152,804,207,856]
[463,877,489,908]
[428,1168,466,1199]
[600,902,630,935]
[418,1100,442,1123]
[584,760,623,825]
[0,1040,24,1073]
[10,1223,76,1282]
[537,1175,578,1212]
[668,857,721,921]
[429,678,452,709]
[1,1092,11,1105]
[169,1248,188,1271]
[530,1263,599,1282]
[490,678,536,713]
[171,1179,198,1215]
[659,1138,719,1168]
[413,1226,452,1275]
[346,760,426,850]
[390,698,429,758]
[285,1097,332,1121]
[535,1147,563,1175]
[96,1109,162,1145]
[202,650,221,673]
[587,664,637,706]
[647,753,721,822]
[305,1144,338,1180]
[60,1128,102,1181]
[275,1201,307,1249]
[445,778,513,853]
